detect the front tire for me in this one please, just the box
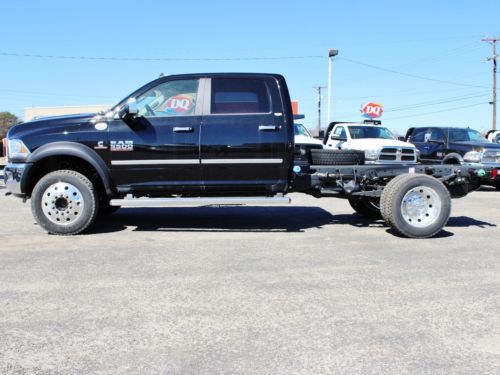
[31,170,98,235]
[380,174,451,238]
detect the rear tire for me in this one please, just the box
[348,197,382,219]
[31,170,98,235]
[380,174,451,238]
[310,149,365,166]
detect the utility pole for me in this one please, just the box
[482,36,499,130]
[313,86,326,136]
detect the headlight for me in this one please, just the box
[463,150,482,163]
[7,139,31,161]
[482,150,500,163]
[364,149,379,160]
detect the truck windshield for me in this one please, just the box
[294,124,312,137]
[348,126,395,140]
[447,128,488,143]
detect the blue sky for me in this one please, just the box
[0,0,498,134]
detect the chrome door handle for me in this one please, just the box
[173,127,194,132]
[259,125,278,131]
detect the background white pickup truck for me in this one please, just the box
[324,122,418,164]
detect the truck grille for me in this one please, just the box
[378,147,417,162]
[482,150,500,163]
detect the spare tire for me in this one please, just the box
[310,149,365,166]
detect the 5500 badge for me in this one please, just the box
[110,140,134,151]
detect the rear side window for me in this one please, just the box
[211,78,270,114]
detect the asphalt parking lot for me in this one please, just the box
[1,180,499,374]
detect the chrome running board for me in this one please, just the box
[110,194,291,207]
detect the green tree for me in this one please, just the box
[0,111,19,138]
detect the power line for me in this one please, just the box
[337,57,489,89]
[337,85,487,101]
[0,52,324,62]
[383,101,487,121]
[386,92,490,112]
[0,88,114,99]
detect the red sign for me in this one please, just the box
[361,102,383,119]
[165,95,195,115]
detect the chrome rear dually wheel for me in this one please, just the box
[380,174,451,238]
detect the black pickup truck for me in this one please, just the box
[405,126,500,189]
[3,73,486,238]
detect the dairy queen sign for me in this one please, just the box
[361,102,383,119]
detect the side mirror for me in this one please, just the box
[118,98,138,119]
[397,136,406,142]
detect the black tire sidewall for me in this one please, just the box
[386,175,451,238]
[348,197,382,219]
[311,149,365,166]
[31,171,98,235]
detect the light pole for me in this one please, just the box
[327,48,338,126]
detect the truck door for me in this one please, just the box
[199,77,291,194]
[108,78,202,192]
[326,125,347,149]
[411,128,445,163]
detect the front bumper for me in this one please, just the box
[480,163,500,186]
[4,162,32,196]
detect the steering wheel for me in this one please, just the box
[144,104,155,117]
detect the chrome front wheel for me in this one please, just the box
[31,170,98,235]
[41,182,85,225]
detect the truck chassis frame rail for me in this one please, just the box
[291,163,485,238]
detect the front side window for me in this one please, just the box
[411,128,428,142]
[428,128,445,142]
[294,123,312,137]
[332,126,347,139]
[211,78,270,114]
[136,79,199,117]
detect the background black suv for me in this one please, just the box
[405,126,500,189]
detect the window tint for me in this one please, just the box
[136,79,199,117]
[411,128,428,142]
[347,126,395,140]
[211,78,270,114]
[333,126,347,139]
[448,128,487,142]
[429,128,445,142]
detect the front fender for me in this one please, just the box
[27,141,114,195]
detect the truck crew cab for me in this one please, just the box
[3,73,487,238]
[406,126,500,189]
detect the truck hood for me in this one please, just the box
[7,113,98,139]
[342,138,415,151]
[453,141,500,150]
[294,135,323,146]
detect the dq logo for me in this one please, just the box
[361,102,383,119]
[165,95,194,114]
